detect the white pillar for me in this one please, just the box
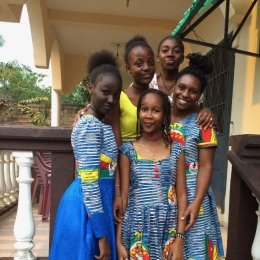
[10,154,19,200]
[0,151,7,209]
[12,151,35,260]
[3,151,12,205]
[252,198,260,260]
[51,88,61,127]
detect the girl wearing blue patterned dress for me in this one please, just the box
[49,50,122,260]
[116,89,187,260]
[170,53,225,260]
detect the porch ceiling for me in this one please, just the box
[0,0,191,65]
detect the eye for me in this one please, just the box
[114,93,120,99]
[190,89,199,95]
[177,84,185,90]
[161,48,169,53]
[152,108,160,113]
[140,107,147,112]
[102,90,110,95]
[148,60,155,66]
[136,61,143,67]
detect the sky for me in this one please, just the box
[0,6,52,87]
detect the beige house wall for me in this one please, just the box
[182,2,260,226]
[224,4,260,226]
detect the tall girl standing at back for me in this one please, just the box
[150,36,215,129]
[171,53,225,260]
[117,89,187,260]
[49,50,122,260]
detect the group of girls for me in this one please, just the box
[49,35,225,260]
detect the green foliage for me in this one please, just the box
[16,97,50,126]
[0,61,51,101]
[61,78,89,105]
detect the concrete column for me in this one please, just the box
[51,88,61,127]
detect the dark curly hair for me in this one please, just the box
[136,88,171,145]
[124,35,154,65]
[177,53,213,93]
[88,50,122,86]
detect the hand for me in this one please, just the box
[95,236,111,259]
[182,202,201,231]
[117,242,128,260]
[167,238,184,260]
[196,107,216,130]
[114,195,124,224]
[73,107,88,126]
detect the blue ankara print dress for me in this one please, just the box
[49,115,118,260]
[120,141,183,260]
[170,113,225,260]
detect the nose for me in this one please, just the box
[143,62,150,71]
[107,94,114,104]
[181,89,189,97]
[144,110,152,118]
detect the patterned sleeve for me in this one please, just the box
[119,142,133,160]
[197,127,218,148]
[71,115,108,239]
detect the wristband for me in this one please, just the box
[175,232,185,241]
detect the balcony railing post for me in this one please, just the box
[10,154,19,200]
[0,151,7,210]
[12,151,35,260]
[3,150,13,205]
[252,198,260,260]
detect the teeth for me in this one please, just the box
[178,99,187,105]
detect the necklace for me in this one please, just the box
[159,73,175,93]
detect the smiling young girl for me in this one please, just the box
[171,53,225,260]
[49,50,122,260]
[116,89,187,260]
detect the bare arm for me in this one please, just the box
[104,104,124,224]
[116,152,130,259]
[168,152,187,260]
[104,104,122,147]
[183,147,215,230]
[176,151,187,234]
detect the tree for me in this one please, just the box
[61,78,89,105]
[0,61,51,101]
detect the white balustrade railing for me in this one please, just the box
[0,151,19,210]
[0,151,7,210]
[12,151,35,260]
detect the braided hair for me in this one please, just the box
[136,88,171,146]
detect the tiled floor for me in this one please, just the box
[0,204,49,258]
[0,204,227,258]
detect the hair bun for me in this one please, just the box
[88,50,118,74]
[186,53,213,75]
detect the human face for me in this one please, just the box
[127,46,155,88]
[139,93,164,135]
[173,74,202,113]
[157,38,184,71]
[89,73,121,120]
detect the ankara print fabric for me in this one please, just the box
[119,141,184,260]
[50,115,118,260]
[170,113,225,260]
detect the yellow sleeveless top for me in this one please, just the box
[120,91,137,142]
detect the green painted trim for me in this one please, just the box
[171,0,216,36]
